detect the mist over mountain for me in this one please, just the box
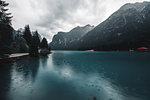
[78,1,150,50]
[50,24,94,50]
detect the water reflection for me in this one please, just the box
[51,52,119,100]
[0,63,12,100]
[0,51,150,100]
[40,56,48,68]
[12,57,40,82]
[51,51,150,100]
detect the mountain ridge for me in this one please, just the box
[79,1,150,50]
[49,1,150,51]
[50,24,94,50]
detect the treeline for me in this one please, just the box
[22,25,50,56]
[0,0,13,55]
[0,0,50,56]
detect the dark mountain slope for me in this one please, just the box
[50,24,94,50]
[79,2,150,50]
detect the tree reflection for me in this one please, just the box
[0,63,12,100]
[14,57,40,82]
[40,56,48,68]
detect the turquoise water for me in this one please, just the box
[0,51,150,100]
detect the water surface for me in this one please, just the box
[0,51,150,100]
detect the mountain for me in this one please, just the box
[50,24,94,50]
[16,28,24,35]
[79,1,150,51]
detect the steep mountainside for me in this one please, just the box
[50,24,94,50]
[79,1,150,50]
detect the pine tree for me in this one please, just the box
[29,36,38,56]
[23,25,32,46]
[33,30,40,47]
[40,37,48,49]
[29,31,41,56]
[0,0,13,54]
[0,0,12,25]
[39,37,50,56]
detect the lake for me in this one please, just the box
[0,51,150,100]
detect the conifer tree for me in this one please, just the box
[33,30,40,47]
[0,0,12,25]
[40,37,48,49]
[23,25,32,46]
[29,30,42,56]
[0,0,13,54]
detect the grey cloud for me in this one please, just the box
[6,0,147,42]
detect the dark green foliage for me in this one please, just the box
[0,0,12,25]
[0,0,13,54]
[40,37,48,49]
[33,30,40,46]
[0,0,50,56]
[10,35,29,53]
[29,37,38,56]
[39,37,50,56]
[48,46,51,51]
[29,31,40,56]
[23,25,32,46]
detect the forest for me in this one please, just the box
[0,0,50,57]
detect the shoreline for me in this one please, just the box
[0,53,29,63]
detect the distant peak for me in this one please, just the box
[58,32,66,34]
[17,28,24,32]
[85,24,91,27]
[120,1,150,12]
[82,24,94,28]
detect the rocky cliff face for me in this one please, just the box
[50,24,94,50]
[79,1,150,50]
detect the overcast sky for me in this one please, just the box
[6,0,147,42]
